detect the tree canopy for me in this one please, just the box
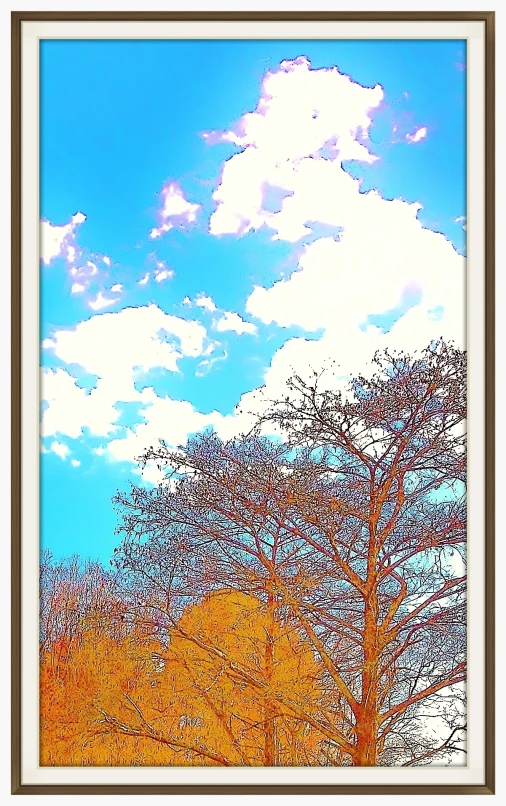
[41,340,467,767]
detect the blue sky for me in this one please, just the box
[40,39,466,563]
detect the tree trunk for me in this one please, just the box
[263,586,276,765]
[354,589,380,766]
[354,710,379,766]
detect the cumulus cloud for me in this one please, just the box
[208,56,383,239]
[246,218,464,343]
[71,459,81,467]
[41,368,121,439]
[202,56,465,440]
[41,306,213,450]
[150,181,200,239]
[40,212,86,265]
[71,282,86,295]
[110,283,123,293]
[215,311,258,336]
[40,57,465,476]
[106,395,218,468]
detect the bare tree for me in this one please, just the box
[110,339,466,766]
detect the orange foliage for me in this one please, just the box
[40,591,325,766]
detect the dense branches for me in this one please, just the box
[41,340,467,767]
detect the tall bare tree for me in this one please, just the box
[109,339,466,766]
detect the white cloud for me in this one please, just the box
[40,212,86,265]
[150,181,200,239]
[246,215,464,342]
[215,311,258,336]
[46,305,208,382]
[110,284,123,293]
[40,58,465,475]
[107,396,217,466]
[406,126,428,144]
[89,292,118,311]
[50,440,70,460]
[150,223,173,240]
[71,459,81,467]
[154,269,174,283]
[202,56,465,442]
[41,368,121,439]
[195,293,217,312]
[71,282,86,295]
[103,256,111,266]
[209,57,383,238]
[41,306,212,447]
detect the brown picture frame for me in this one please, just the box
[11,10,495,795]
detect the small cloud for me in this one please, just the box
[406,126,428,144]
[40,212,86,266]
[154,269,174,283]
[150,181,200,239]
[50,440,70,460]
[196,349,228,377]
[195,293,217,312]
[71,459,81,467]
[71,282,86,294]
[111,284,123,293]
[149,222,173,240]
[103,256,111,266]
[89,291,118,311]
[454,216,466,224]
[139,273,150,286]
[182,296,192,306]
[94,446,106,456]
[215,311,257,336]
[152,259,175,283]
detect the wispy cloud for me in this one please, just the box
[150,181,200,239]
[50,440,70,460]
[88,291,119,311]
[406,126,428,144]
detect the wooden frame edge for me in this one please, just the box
[11,8,22,799]
[10,9,495,796]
